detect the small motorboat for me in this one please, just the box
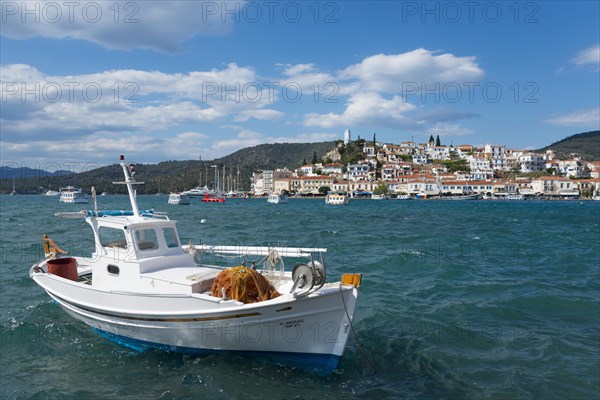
[30,156,362,371]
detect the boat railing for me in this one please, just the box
[55,209,168,220]
[185,244,327,258]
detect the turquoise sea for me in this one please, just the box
[1,195,599,399]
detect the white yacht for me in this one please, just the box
[168,193,190,205]
[59,186,88,203]
[267,193,288,204]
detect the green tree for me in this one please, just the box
[373,182,389,195]
[436,135,441,146]
[312,151,318,164]
[318,186,331,195]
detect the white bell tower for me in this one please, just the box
[344,128,351,145]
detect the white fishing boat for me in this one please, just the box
[168,192,190,205]
[30,156,361,371]
[267,193,288,204]
[325,193,350,205]
[44,190,60,196]
[394,194,412,200]
[59,186,88,203]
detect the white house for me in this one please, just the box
[519,153,545,173]
[347,162,371,180]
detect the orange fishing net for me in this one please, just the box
[211,266,281,303]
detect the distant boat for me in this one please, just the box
[325,193,350,205]
[443,193,479,201]
[59,187,88,204]
[267,193,288,204]
[371,194,389,200]
[394,194,412,200]
[182,186,211,197]
[168,193,190,205]
[100,192,109,196]
[506,194,525,201]
[44,190,60,196]
[415,193,427,200]
[10,180,17,196]
[202,193,225,203]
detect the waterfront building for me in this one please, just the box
[298,175,334,195]
[347,162,371,180]
[531,176,579,196]
[519,153,546,173]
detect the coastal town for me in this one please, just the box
[250,129,600,200]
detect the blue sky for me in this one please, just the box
[1,1,599,169]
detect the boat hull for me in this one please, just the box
[33,270,358,370]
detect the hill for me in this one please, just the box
[536,130,600,160]
[0,166,71,180]
[0,141,337,194]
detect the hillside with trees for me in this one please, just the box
[536,130,600,160]
[0,142,336,194]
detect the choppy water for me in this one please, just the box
[1,195,599,399]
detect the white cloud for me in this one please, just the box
[303,92,417,129]
[544,108,600,128]
[0,63,274,141]
[571,45,600,67]
[1,48,487,164]
[234,109,284,122]
[339,49,485,93]
[1,1,239,52]
[429,122,474,137]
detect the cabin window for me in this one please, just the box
[134,228,159,251]
[107,264,120,275]
[99,227,127,249]
[162,227,179,248]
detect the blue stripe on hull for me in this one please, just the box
[94,328,342,373]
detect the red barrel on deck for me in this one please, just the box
[47,257,78,281]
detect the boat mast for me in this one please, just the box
[115,155,144,217]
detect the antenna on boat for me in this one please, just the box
[114,155,145,217]
[92,186,98,212]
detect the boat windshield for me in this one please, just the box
[162,227,179,248]
[99,227,128,249]
[134,228,159,251]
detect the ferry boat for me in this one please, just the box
[59,186,88,203]
[325,193,350,205]
[267,193,288,204]
[29,156,361,371]
[168,193,190,205]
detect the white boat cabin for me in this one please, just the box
[86,212,207,294]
